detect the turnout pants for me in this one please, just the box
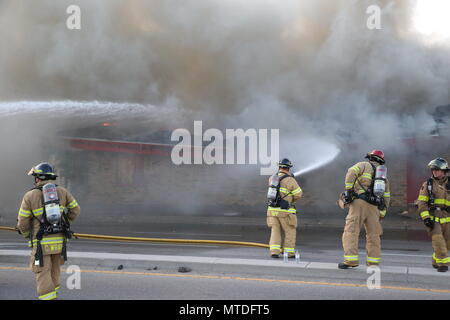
[267,211,298,257]
[30,250,63,300]
[342,199,382,266]
[429,220,450,267]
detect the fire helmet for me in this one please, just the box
[278,158,293,169]
[428,158,449,171]
[28,162,58,180]
[365,149,385,164]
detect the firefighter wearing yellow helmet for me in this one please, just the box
[417,157,450,272]
[266,158,303,258]
[16,162,80,300]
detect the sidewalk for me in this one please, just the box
[1,249,448,286]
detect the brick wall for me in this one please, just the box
[52,140,450,217]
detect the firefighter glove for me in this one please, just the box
[343,190,355,204]
[423,218,434,230]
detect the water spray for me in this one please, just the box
[293,142,341,177]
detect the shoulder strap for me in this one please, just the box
[427,178,434,193]
[28,186,47,225]
[427,178,436,208]
[277,173,295,200]
[279,173,292,182]
[354,162,374,193]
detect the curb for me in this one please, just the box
[1,250,449,286]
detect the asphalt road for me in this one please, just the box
[2,264,450,301]
[1,220,447,301]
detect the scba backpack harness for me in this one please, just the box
[31,183,73,267]
[267,173,294,210]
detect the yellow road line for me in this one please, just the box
[2,266,450,294]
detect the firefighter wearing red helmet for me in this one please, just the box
[416,158,450,272]
[338,150,391,269]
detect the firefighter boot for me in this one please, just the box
[437,266,449,272]
[338,262,358,269]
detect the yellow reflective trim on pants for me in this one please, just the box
[433,253,450,264]
[38,290,57,300]
[367,257,380,263]
[344,255,359,261]
[284,248,295,253]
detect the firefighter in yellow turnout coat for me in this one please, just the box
[17,163,80,300]
[417,158,450,272]
[339,150,390,269]
[266,159,303,258]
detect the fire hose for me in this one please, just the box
[0,226,269,249]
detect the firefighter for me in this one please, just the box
[16,162,80,300]
[338,150,391,269]
[266,158,303,258]
[416,157,450,272]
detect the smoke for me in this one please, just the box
[0,0,450,222]
[0,1,449,117]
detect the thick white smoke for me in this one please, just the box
[0,0,449,220]
[1,0,449,123]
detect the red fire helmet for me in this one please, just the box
[366,149,385,164]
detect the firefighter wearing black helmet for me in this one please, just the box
[266,158,303,258]
[417,157,450,272]
[16,162,80,300]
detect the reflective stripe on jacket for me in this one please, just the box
[417,176,450,222]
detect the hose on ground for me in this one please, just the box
[0,225,269,249]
